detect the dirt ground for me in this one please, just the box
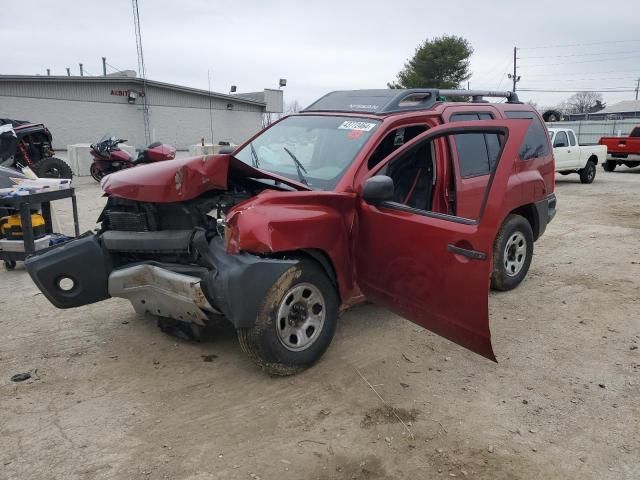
[1,168,638,480]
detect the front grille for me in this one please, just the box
[105,210,150,232]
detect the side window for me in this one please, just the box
[505,111,550,160]
[567,130,577,146]
[367,125,427,169]
[379,131,504,222]
[450,112,500,176]
[383,141,435,212]
[553,131,568,148]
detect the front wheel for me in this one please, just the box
[490,215,534,291]
[603,160,617,172]
[237,260,338,376]
[579,161,596,184]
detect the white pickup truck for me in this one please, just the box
[548,128,607,184]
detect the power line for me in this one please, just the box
[523,69,640,78]
[519,88,636,93]
[523,49,638,59]
[522,75,640,82]
[520,39,640,50]
[520,55,640,68]
[131,0,151,144]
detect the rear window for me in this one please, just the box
[505,111,549,160]
[450,112,500,177]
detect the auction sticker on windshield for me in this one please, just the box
[338,121,377,132]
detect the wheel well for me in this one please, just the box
[275,249,340,301]
[509,204,540,241]
[588,155,598,165]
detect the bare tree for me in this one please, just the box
[526,100,540,112]
[565,92,606,114]
[287,100,302,114]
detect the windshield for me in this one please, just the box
[234,115,380,190]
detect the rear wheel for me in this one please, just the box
[624,161,640,169]
[33,157,73,179]
[491,214,534,291]
[237,260,338,376]
[4,260,16,271]
[603,160,617,172]
[579,161,596,184]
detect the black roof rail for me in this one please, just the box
[302,88,521,115]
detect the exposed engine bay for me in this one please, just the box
[96,176,288,268]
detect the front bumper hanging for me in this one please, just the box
[26,231,297,329]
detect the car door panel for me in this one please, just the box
[354,120,530,361]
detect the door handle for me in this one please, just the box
[447,244,487,260]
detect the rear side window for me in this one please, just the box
[505,111,549,160]
[553,131,568,148]
[450,112,500,177]
[567,130,577,146]
[630,127,640,138]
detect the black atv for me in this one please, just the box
[0,119,72,179]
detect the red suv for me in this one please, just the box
[26,89,556,375]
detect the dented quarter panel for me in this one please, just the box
[226,190,358,302]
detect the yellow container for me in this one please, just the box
[0,213,46,239]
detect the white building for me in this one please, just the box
[0,75,283,150]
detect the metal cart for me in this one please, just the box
[0,188,80,270]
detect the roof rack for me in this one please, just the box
[302,89,521,115]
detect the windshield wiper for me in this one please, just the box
[249,142,260,168]
[283,147,309,186]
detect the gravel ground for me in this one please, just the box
[0,168,638,480]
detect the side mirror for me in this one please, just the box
[362,175,394,204]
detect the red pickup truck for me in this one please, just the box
[26,89,556,375]
[600,125,640,171]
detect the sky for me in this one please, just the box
[2,0,639,111]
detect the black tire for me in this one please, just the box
[624,161,640,169]
[33,157,73,179]
[89,163,105,182]
[237,259,338,376]
[603,160,617,172]
[579,161,596,184]
[4,260,16,271]
[490,214,534,291]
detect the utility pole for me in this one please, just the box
[508,46,521,92]
[102,57,107,76]
[635,78,640,101]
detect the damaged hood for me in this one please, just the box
[101,154,310,203]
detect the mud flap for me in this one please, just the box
[199,237,298,328]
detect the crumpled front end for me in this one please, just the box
[25,229,297,330]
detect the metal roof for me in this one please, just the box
[0,75,266,107]
[596,100,640,114]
